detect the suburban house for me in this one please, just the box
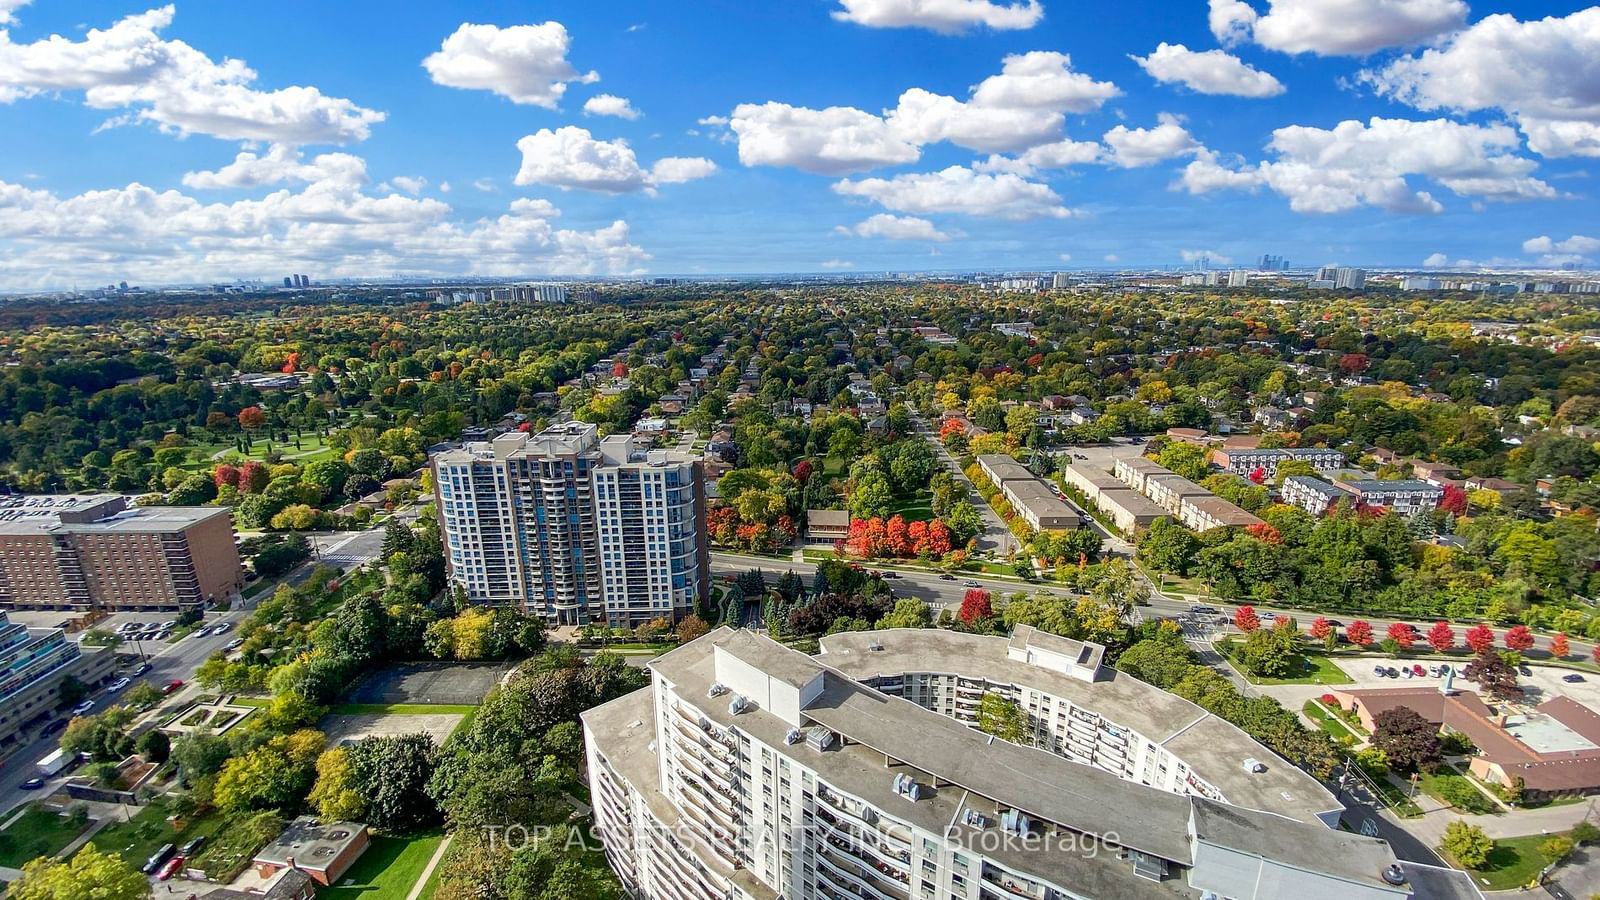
[251,818,370,887]
[804,509,851,545]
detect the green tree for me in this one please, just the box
[849,471,894,520]
[1115,632,1194,689]
[976,693,1029,744]
[1138,517,1199,574]
[876,598,931,629]
[214,729,324,814]
[10,843,147,900]
[382,518,417,560]
[1440,821,1493,868]
[134,729,170,764]
[1234,626,1300,678]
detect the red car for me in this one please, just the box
[1412,664,1426,677]
[162,679,185,695]
[157,855,186,881]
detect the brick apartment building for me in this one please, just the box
[0,495,244,613]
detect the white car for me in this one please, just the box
[107,677,130,692]
[71,699,95,716]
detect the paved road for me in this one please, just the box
[908,412,1014,555]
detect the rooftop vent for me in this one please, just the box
[1130,851,1167,882]
[1381,864,1408,886]
[805,727,837,752]
[1000,809,1032,836]
[891,773,925,801]
[784,728,804,745]
[867,640,884,652]
[729,695,751,716]
[708,682,728,698]
[960,809,987,828]
[1241,758,1266,774]
[327,830,350,840]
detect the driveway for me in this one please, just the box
[908,413,1014,554]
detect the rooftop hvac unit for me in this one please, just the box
[1241,758,1266,774]
[784,728,804,745]
[1000,809,1031,836]
[729,695,751,716]
[1130,851,1167,881]
[867,640,884,652]
[708,682,728,698]
[1381,864,1408,886]
[960,809,987,828]
[805,727,837,752]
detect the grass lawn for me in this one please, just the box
[86,798,233,870]
[322,831,444,900]
[1301,700,1362,743]
[1416,768,1499,815]
[413,838,452,900]
[1217,643,1355,685]
[327,703,478,716]
[886,496,935,522]
[228,695,273,708]
[1452,832,1561,891]
[0,805,94,867]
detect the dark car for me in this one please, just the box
[1519,665,1533,676]
[1325,620,1344,628]
[1385,667,1400,678]
[42,718,68,735]
[879,571,898,579]
[142,843,176,875]
[179,835,208,856]
[19,777,44,790]
[1564,673,1586,683]
[939,574,956,581]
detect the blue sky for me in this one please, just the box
[0,0,1596,287]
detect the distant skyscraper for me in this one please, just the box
[1228,270,1249,287]
[283,277,293,288]
[1335,267,1366,290]
[1257,254,1287,271]
[1051,272,1070,289]
[1316,266,1339,282]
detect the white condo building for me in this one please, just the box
[582,627,1481,900]
[431,423,709,626]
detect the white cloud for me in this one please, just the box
[1058,252,1072,261]
[819,259,855,269]
[181,145,367,190]
[583,93,640,120]
[1363,10,1600,158]
[1181,249,1232,264]
[1179,117,1558,214]
[0,0,30,25]
[0,171,648,288]
[1103,254,1120,262]
[1523,234,1600,255]
[390,176,427,196]
[1131,43,1284,97]
[513,126,714,193]
[438,181,451,193]
[1102,114,1200,168]
[838,213,953,240]
[729,102,919,175]
[973,138,1104,174]
[648,156,718,184]
[1423,252,1448,266]
[0,6,383,143]
[833,165,1071,219]
[830,0,1043,34]
[422,21,598,108]
[472,178,496,192]
[728,52,1116,172]
[1210,0,1466,56]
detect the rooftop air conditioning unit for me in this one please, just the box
[729,695,751,715]
[1242,758,1266,774]
[784,728,804,745]
[708,682,728,698]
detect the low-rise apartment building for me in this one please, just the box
[0,495,243,613]
[1144,473,1209,515]
[1280,475,1349,516]
[583,627,1481,900]
[1098,489,1169,534]
[1210,447,1345,478]
[1113,456,1169,493]
[1000,480,1080,532]
[1180,496,1265,532]
[1333,480,1445,515]
[975,454,1034,488]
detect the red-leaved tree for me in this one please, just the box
[1387,621,1415,650]
[1234,605,1261,633]
[1439,485,1468,516]
[1504,624,1535,652]
[1308,617,1332,640]
[959,589,992,624]
[1464,623,1496,654]
[1550,633,1570,659]
[1346,620,1373,647]
[1426,621,1455,653]
[792,459,814,485]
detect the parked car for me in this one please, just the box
[20,777,44,790]
[179,836,208,857]
[1412,664,1426,677]
[224,638,245,651]
[71,699,95,716]
[1372,665,1388,677]
[1385,667,1400,678]
[1428,665,1441,677]
[1401,667,1413,678]
[162,679,185,695]
[1518,665,1533,676]
[157,856,186,881]
[142,844,176,875]
[1564,673,1587,683]
[159,620,177,630]
[106,677,130,692]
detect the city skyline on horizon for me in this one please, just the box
[2,0,1598,289]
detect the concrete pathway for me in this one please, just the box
[403,834,453,900]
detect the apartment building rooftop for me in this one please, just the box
[0,494,228,535]
[820,628,1333,824]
